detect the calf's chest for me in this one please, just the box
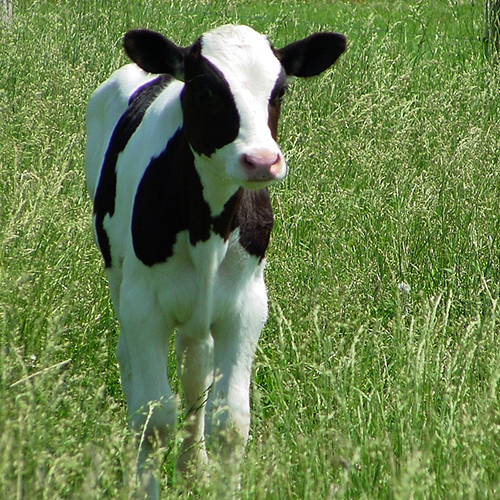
[137,229,265,330]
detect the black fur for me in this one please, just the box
[181,41,241,157]
[124,29,187,80]
[276,32,347,77]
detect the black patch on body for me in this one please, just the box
[131,128,206,266]
[93,75,172,267]
[132,129,273,266]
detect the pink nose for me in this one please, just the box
[240,149,282,182]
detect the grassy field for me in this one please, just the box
[1,0,500,498]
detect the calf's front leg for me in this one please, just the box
[117,283,177,500]
[206,277,268,465]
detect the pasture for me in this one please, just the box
[1,0,500,498]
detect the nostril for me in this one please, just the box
[241,153,256,170]
[241,152,280,170]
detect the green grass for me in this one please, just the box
[1,0,500,498]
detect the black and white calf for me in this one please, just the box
[85,25,346,497]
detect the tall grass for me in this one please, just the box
[1,0,500,498]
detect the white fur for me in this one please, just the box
[85,26,284,499]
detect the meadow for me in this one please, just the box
[1,0,500,498]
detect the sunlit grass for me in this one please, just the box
[1,0,500,498]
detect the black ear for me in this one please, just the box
[123,29,187,80]
[276,32,346,77]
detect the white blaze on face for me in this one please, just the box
[199,25,287,186]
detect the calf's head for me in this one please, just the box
[124,25,346,189]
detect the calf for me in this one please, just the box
[85,24,346,498]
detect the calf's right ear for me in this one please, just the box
[123,29,187,80]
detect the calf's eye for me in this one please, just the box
[194,85,222,105]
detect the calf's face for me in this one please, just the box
[124,25,346,189]
[181,26,287,187]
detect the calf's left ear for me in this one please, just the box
[276,32,347,78]
[124,29,187,80]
